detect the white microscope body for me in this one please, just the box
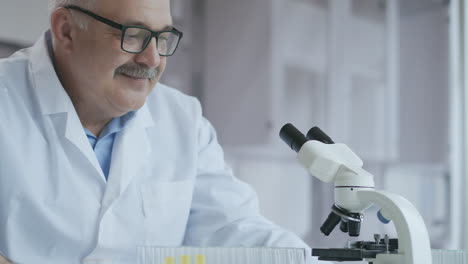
[280,124,432,264]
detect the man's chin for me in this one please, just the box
[113,98,147,114]
[110,87,152,113]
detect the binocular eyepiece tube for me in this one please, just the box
[279,123,335,153]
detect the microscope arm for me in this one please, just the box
[356,190,432,264]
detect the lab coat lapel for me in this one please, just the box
[63,104,105,180]
[30,31,105,180]
[30,31,156,208]
[100,104,155,214]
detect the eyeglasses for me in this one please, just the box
[64,5,183,56]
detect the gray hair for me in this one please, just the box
[48,0,96,30]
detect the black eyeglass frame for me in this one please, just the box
[64,5,183,56]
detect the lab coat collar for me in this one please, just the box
[29,30,156,186]
[30,30,70,115]
[60,80,155,186]
[29,31,106,180]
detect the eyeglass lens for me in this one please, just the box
[122,27,179,56]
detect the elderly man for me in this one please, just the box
[0,0,315,263]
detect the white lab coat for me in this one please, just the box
[0,32,318,264]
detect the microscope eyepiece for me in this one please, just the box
[279,123,308,153]
[306,126,334,144]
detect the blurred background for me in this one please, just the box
[0,0,466,262]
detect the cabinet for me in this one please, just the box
[203,0,399,162]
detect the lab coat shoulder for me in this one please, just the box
[0,48,34,92]
[146,83,232,180]
[0,50,39,137]
[146,82,221,155]
[153,87,314,255]
[0,49,33,95]
[146,83,203,128]
[140,83,208,185]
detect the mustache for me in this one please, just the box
[115,63,158,80]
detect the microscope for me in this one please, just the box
[279,124,432,264]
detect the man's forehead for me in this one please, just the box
[96,0,172,30]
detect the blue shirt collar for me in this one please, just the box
[84,111,136,141]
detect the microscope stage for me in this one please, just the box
[312,238,398,262]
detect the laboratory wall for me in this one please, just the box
[0,0,458,260]
[202,0,454,253]
[0,1,49,45]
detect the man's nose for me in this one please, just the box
[134,37,161,68]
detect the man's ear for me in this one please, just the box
[50,8,75,53]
